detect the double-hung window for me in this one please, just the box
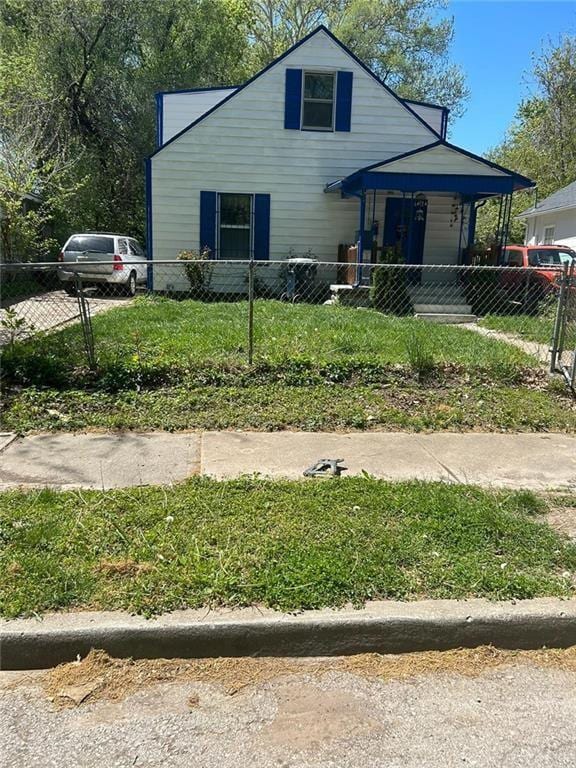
[302,72,335,130]
[543,225,555,245]
[218,193,252,259]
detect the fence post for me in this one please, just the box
[75,276,97,371]
[550,263,568,373]
[248,260,255,366]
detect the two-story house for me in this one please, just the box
[147,25,533,299]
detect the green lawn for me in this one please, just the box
[3,297,536,387]
[1,478,575,618]
[480,312,576,349]
[3,297,576,434]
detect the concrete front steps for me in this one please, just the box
[411,285,477,324]
[327,283,478,323]
[414,303,477,324]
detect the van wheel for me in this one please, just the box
[63,284,77,296]
[124,271,137,297]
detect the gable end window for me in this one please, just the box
[302,72,335,130]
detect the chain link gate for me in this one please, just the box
[551,262,576,390]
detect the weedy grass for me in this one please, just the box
[1,478,575,618]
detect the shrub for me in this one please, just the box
[370,246,413,315]
[177,248,212,297]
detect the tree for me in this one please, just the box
[0,0,253,252]
[250,0,469,118]
[476,35,576,245]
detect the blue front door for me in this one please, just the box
[383,197,427,265]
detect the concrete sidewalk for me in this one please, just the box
[1,430,576,490]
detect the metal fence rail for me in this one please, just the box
[0,259,569,382]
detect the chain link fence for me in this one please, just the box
[552,262,576,389]
[1,258,572,388]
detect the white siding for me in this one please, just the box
[151,29,439,289]
[162,89,236,143]
[406,103,443,136]
[370,192,468,267]
[422,195,469,267]
[371,144,508,176]
[524,208,576,250]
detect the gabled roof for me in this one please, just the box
[518,179,576,218]
[325,141,535,193]
[150,25,442,159]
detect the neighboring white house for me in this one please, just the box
[147,25,533,293]
[518,180,576,251]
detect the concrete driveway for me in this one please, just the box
[0,289,132,345]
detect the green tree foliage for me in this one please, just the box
[250,0,469,117]
[476,35,576,245]
[0,0,252,256]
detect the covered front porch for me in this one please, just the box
[325,142,534,318]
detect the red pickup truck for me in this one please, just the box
[500,244,575,310]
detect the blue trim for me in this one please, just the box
[343,172,518,195]
[441,108,449,139]
[284,69,302,130]
[254,194,271,260]
[155,85,239,97]
[335,71,353,132]
[145,159,153,291]
[344,140,535,190]
[149,25,441,159]
[404,97,444,110]
[155,93,163,148]
[467,202,477,246]
[200,191,217,256]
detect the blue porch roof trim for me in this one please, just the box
[340,172,518,196]
[325,140,535,196]
[149,25,441,160]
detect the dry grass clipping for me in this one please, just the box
[42,645,576,708]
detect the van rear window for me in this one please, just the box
[65,236,114,253]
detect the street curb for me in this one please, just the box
[2,600,576,669]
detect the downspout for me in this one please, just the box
[468,198,486,253]
[346,188,365,286]
[457,197,465,264]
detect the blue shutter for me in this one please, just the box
[199,191,217,257]
[335,71,353,132]
[254,194,271,261]
[284,69,302,129]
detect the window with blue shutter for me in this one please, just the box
[285,68,353,132]
[284,69,302,129]
[254,194,271,260]
[199,191,216,257]
[335,71,353,132]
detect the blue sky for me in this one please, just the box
[446,1,575,154]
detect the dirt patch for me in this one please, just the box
[545,507,576,540]
[38,645,576,709]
